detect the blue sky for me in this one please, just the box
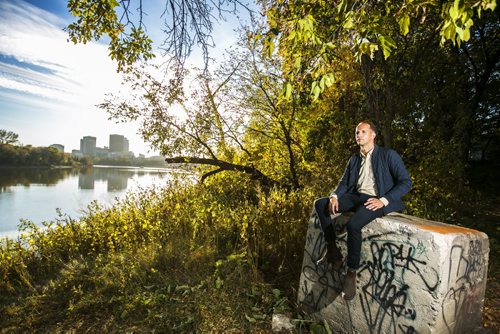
[0,0,250,155]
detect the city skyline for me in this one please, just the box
[75,134,133,158]
[17,133,136,155]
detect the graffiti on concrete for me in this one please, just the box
[363,235,440,291]
[397,324,418,334]
[300,212,441,333]
[299,212,488,334]
[358,234,440,333]
[299,214,344,312]
[447,240,485,286]
[442,240,486,333]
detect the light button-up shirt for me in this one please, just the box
[355,148,389,206]
[331,148,389,207]
[357,148,377,196]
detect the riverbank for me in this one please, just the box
[0,175,498,332]
[0,163,194,171]
[0,175,303,332]
[0,165,78,169]
[0,166,183,240]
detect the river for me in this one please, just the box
[0,166,184,239]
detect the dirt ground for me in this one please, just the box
[483,276,500,332]
[475,200,500,332]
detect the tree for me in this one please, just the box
[65,1,496,105]
[289,6,500,219]
[96,26,309,189]
[97,63,278,187]
[65,0,255,73]
[226,33,306,189]
[0,130,19,145]
[258,0,497,99]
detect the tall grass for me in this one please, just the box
[2,170,497,332]
[0,174,315,332]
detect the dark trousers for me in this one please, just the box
[314,193,384,270]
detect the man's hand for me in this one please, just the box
[329,196,339,214]
[364,198,384,211]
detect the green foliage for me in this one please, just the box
[66,0,155,72]
[0,144,78,167]
[259,0,497,99]
[439,0,496,45]
[0,174,312,332]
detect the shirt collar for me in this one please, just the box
[360,147,374,158]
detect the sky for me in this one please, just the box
[0,0,251,156]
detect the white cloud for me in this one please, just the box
[0,62,76,102]
[0,0,66,32]
[0,1,123,104]
[0,0,254,155]
[0,0,154,154]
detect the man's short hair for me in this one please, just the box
[358,120,378,134]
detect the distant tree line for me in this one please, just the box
[0,131,92,167]
[0,130,94,167]
[0,143,76,167]
[92,156,168,168]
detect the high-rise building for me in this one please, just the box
[80,136,96,156]
[95,147,109,158]
[109,134,129,153]
[71,149,83,158]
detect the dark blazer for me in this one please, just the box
[332,145,412,214]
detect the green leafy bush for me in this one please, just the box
[0,174,312,332]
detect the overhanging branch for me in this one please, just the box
[165,156,281,188]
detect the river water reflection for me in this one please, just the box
[0,166,180,238]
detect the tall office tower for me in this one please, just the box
[124,137,129,152]
[80,136,97,156]
[109,134,129,153]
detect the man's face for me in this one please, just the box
[355,123,376,147]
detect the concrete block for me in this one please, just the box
[297,209,490,334]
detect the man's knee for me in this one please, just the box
[314,197,328,213]
[348,207,384,233]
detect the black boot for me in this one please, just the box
[343,269,357,300]
[316,241,343,270]
[316,224,343,269]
